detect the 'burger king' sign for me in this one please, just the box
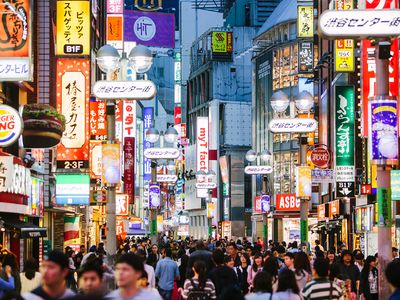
[0,104,23,147]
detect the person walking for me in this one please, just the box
[23,250,75,300]
[186,240,214,278]
[293,252,312,291]
[247,252,263,292]
[0,262,15,298]
[2,253,21,294]
[180,260,216,300]
[20,258,42,295]
[245,271,273,300]
[155,247,180,300]
[209,249,238,297]
[386,258,400,300]
[337,250,360,295]
[237,253,250,294]
[301,258,342,300]
[263,256,279,292]
[272,269,301,300]
[360,256,378,300]
[77,261,104,296]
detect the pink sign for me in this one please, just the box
[107,0,123,14]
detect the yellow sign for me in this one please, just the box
[335,0,354,72]
[212,32,228,53]
[296,166,312,199]
[297,6,314,38]
[56,1,90,56]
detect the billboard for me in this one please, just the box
[124,137,135,203]
[56,174,90,205]
[211,31,233,60]
[143,107,153,182]
[116,194,129,215]
[196,117,209,172]
[124,11,175,48]
[0,0,32,81]
[56,59,90,169]
[89,98,107,141]
[335,86,355,183]
[107,15,123,50]
[297,6,313,38]
[275,194,300,211]
[123,101,136,139]
[56,1,90,56]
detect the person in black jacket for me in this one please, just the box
[186,240,214,278]
[360,256,378,300]
[209,249,239,297]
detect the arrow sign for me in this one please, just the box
[340,188,351,196]
[336,182,355,198]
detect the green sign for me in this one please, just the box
[377,188,392,227]
[391,170,400,200]
[151,219,157,236]
[223,183,230,197]
[300,219,308,244]
[335,86,355,183]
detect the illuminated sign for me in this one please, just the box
[157,175,178,183]
[297,6,314,38]
[196,117,209,172]
[102,144,121,185]
[56,59,90,169]
[116,194,129,215]
[144,148,180,159]
[275,194,300,211]
[269,118,317,133]
[92,80,156,100]
[0,105,23,147]
[123,101,136,139]
[296,166,312,199]
[244,166,273,175]
[211,31,233,60]
[0,156,31,197]
[106,15,123,50]
[143,107,153,182]
[56,0,90,55]
[195,182,217,189]
[56,174,90,205]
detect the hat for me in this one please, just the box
[46,250,69,269]
[89,245,97,252]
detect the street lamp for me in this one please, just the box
[295,91,314,112]
[129,45,153,74]
[96,45,120,74]
[270,90,290,113]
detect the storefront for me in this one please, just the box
[324,199,349,252]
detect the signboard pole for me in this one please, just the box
[150,159,158,244]
[299,135,309,252]
[374,41,396,300]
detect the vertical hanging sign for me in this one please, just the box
[334,0,354,72]
[143,107,153,182]
[297,6,314,38]
[335,86,355,185]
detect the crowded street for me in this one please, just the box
[1,0,400,299]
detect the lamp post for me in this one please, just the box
[145,126,179,243]
[245,149,272,250]
[270,90,315,252]
[96,44,154,255]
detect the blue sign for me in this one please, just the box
[143,107,153,182]
[55,174,90,205]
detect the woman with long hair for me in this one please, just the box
[293,252,312,291]
[360,256,378,300]
[263,256,279,292]
[247,252,263,292]
[20,258,42,295]
[245,271,273,300]
[181,260,216,299]
[272,269,301,300]
[238,253,250,295]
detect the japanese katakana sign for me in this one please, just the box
[335,85,355,182]
[268,118,317,133]
[144,148,180,160]
[334,0,354,72]
[319,9,400,38]
[93,80,156,100]
[244,166,273,175]
[89,98,107,141]
[56,1,90,55]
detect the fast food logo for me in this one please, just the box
[0,104,22,147]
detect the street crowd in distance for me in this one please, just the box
[0,237,399,299]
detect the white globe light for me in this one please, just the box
[164,127,179,143]
[295,91,314,112]
[378,133,398,159]
[104,166,120,184]
[145,128,160,143]
[270,91,290,113]
[96,45,120,73]
[166,161,176,171]
[245,150,257,162]
[260,149,272,162]
[129,45,153,74]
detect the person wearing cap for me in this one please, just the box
[393,247,399,260]
[23,250,75,300]
[337,250,360,295]
[106,253,162,300]
[80,245,97,267]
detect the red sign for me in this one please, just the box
[310,146,330,168]
[116,220,127,240]
[123,101,136,138]
[362,0,399,137]
[361,184,372,195]
[181,123,187,139]
[275,194,300,211]
[329,200,340,219]
[174,107,182,125]
[254,196,262,213]
[124,137,135,204]
[89,99,107,141]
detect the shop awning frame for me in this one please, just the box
[5,220,47,238]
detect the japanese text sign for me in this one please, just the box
[107,15,123,50]
[143,107,153,182]
[93,80,156,100]
[297,6,314,38]
[89,98,107,141]
[124,137,135,204]
[275,194,300,211]
[124,11,175,48]
[89,141,102,179]
[317,204,326,221]
[329,200,340,219]
[298,41,314,73]
[123,101,136,139]
[319,9,400,38]
[116,194,129,215]
[56,1,90,56]
[269,118,317,133]
[335,39,354,72]
[211,31,233,59]
[107,0,123,14]
[335,86,355,182]
[368,100,398,164]
[56,59,90,169]
[366,0,397,9]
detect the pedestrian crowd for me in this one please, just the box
[0,237,399,299]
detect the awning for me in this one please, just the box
[127,228,147,236]
[5,220,47,238]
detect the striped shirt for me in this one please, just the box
[182,278,217,300]
[302,278,342,300]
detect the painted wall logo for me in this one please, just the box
[134,16,156,41]
[0,104,23,147]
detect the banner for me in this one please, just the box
[391,170,400,200]
[107,15,123,50]
[116,194,129,215]
[56,59,90,169]
[124,137,135,203]
[298,41,314,73]
[89,141,102,179]
[56,1,90,55]
[334,0,354,72]
[124,11,175,48]
[149,183,160,208]
[377,188,392,227]
[64,216,80,245]
[89,98,107,141]
[0,0,32,81]
[196,117,209,172]
[296,166,312,199]
[123,101,136,139]
[368,100,398,164]
[335,86,355,182]
[297,6,314,38]
[143,107,153,182]
[102,144,121,185]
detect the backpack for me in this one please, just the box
[187,279,211,300]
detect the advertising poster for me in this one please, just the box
[298,41,314,73]
[0,0,32,81]
[56,174,90,205]
[149,183,160,208]
[261,195,270,213]
[56,0,90,56]
[107,15,123,50]
[297,6,314,38]
[391,170,400,200]
[296,166,312,199]
[143,107,153,182]
[368,100,398,163]
[211,31,233,60]
[102,144,121,185]
[56,59,90,169]
[124,11,175,48]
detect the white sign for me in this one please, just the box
[134,17,156,41]
[93,80,156,100]
[311,169,335,183]
[0,58,31,81]
[116,194,129,215]
[91,143,102,177]
[157,174,178,183]
[318,9,400,38]
[244,166,273,175]
[0,104,23,147]
[123,101,136,138]
[0,157,31,197]
[336,165,355,182]
[196,182,217,189]
[144,148,180,159]
[196,117,209,172]
[269,118,317,133]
